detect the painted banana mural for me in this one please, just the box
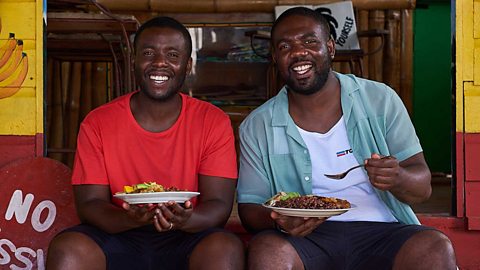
[0,18,29,99]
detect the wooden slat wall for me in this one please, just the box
[46,60,111,167]
[46,6,414,167]
[95,0,416,12]
[333,8,413,111]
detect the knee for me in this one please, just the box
[400,230,456,267]
[47,232,104,266]
[48,232,78,257]
[246,232,303,270]
[195,231,245,256]
[190,232,245,270]
[248,232,291,253]
[420,230,455,256]
[432,231,456,261]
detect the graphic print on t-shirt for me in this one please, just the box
[296,117,397,222]
[336,148,353,157]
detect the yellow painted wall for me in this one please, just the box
[0,0,43,135]
[457,0,480,133]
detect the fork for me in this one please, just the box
[324,156,392,180]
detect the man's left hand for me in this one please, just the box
[271,211,325,237]
[153,200,193,232]
[365,153,399,191]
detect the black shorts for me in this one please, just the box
[63,224,227,270]
[284,221,434,270]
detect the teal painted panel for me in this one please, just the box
[413,3,452,173]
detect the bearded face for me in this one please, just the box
[284,52,332,95]
[272,15,335,96]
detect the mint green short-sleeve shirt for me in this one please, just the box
[237,72,422,225]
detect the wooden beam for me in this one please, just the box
[94,0,416,12]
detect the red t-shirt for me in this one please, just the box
[72,92,238,206]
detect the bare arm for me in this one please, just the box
[366,152,432,204]
[74,184,156,234]
[154,174,237,233]
[238,203,275,233]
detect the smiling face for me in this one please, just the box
[272,14,335,95]
[134,26,192,101]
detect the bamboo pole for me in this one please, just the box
[65,62,82,167]
[400,9,413,115]
[383,10,401,93]
[92,62,108,108]
[46,58,54,142]
[48,60,65,163]
[357,9,370,78]
[368,10,385,82]
[96,0,415,12]
[80,62,93,122]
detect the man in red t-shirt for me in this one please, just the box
[46,16,244,270]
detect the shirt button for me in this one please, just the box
[304,176,310,181]
[304,150,308,154]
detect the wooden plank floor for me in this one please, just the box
[411,175,452,215]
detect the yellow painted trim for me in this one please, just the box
[0,91,37,135]
[35,0,43,134]
[0,1,39,135]
[476,44,480,86]
[456,0,465,132]
[463,0,474,82]
[475,2,480,39]
[464,82,480,132]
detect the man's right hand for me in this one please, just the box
[271,211,325,237]
[122,202,157,225]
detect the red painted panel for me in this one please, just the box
[35,133,44,157]
[418,215,465,229]
[0,135,36,168]
[467,217,480,231]
[0,157,79,269]
[465,133,480,181]
[456,132,465,218]
[466,181,480,218]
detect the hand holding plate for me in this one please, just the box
[271,211,325,237]
[153,200,193,232]
[122,202,157,226]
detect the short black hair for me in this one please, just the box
[271,7,331,41]
[133,16,192,55]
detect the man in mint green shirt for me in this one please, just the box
[237,6,456,270]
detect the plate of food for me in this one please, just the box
[263,192,355,218]
[113,182,200,204]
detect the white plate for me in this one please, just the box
[114,191,200,204]
[263,204,356,218]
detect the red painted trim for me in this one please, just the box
[456,132,465,218]
[465,133,480,181]
[465,182,480,230]
[35,133,44,157]
[418,214,465,229]
[0,135,36,168]
[467,217,480,231]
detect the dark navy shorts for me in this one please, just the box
[284,221,434,270]
[63,224,227,270]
